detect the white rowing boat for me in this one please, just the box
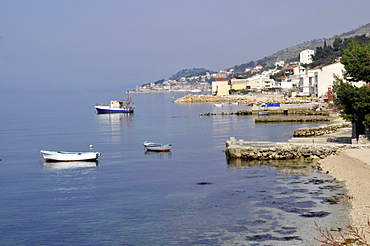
[40,150,101,162]
[143,141,172,152]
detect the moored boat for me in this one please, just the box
[95,91,135,114]
[258,111,269,116]
[40,150,101,162]
[143,141,172,152]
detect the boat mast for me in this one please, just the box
[126,91,134,108]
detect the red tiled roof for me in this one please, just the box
[283,65,298,70]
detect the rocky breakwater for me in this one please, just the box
[293,122,352,137]
[174,94,255,104]
[174,94,286,105]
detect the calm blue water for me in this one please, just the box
[0,91,350,245]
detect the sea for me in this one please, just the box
[0,90,350,246]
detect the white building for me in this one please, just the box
[281,65,306,89]
[300,62,345,97]
[300,49,315,64]
[275,60,285,67]
[212,78,229,95]
[315,62,345,97]
[299,70,317,95]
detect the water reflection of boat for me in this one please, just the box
[144,151,172,159]
[43,161,100,170]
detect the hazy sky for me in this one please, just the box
[1,0,370,92]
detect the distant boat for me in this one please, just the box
[143,141,172,152]
[213,103,224,107]
[95,91,135,114]
[230,102,239,105]
[258,111,269,116]
[40,150,101,162]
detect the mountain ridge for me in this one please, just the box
[164,23,370,80]
[259,23,370,66]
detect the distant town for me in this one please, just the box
[134,48,362,100]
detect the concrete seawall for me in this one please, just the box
[225,137,370,161]
[225,123,370,160]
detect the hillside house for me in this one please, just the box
[281,65,306,89]
[275,60,285,67]
[300,49,315,64]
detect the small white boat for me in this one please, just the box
[213,103,224,107]
[258,111,269,116]
[40,150,101,162]
[143,141,172,152]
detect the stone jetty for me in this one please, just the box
[225,123,370,161]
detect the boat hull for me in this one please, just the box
[143,142,172,152]
[40,150,101,162]
[258,111,269,116]
[95,106,134,114]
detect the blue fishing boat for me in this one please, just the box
[95,91,135,114]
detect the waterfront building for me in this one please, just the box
[212,77,229,95]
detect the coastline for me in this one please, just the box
[140,92,368,232]
[319,149,370,230]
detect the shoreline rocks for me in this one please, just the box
[293,122,352,137]
[174,94,287,105]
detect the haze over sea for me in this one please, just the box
[0,90,350,245]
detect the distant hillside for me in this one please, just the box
[232,23,370,73]
[149,23,370,84]
[169,68,215,81]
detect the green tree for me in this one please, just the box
[333,77,370,138]
[341,40,370,83]
[333,39,370,138]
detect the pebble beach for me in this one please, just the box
[320,149,370,230]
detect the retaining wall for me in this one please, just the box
[225,137,370,160]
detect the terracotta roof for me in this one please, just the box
[283,65,298,70]
[216,77,228,81]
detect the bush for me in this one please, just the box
[315,221,370,245]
